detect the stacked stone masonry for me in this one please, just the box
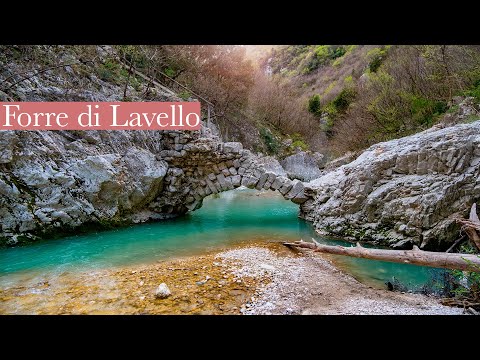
[0,128,311,245]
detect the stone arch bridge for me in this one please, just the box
[0,128,313,245]
[149,131,312,215]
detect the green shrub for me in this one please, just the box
[290,133,309,151]
[369,56,383,73]
[333,57,344,67]
[291,140,309,151]
[260,128,279,154]
[324,102,338,117]
[366,47,389,73]
[332,88,356,112]
[408,95,448,126]
[164,67,176,77]
[305,46,347,72]
[463,81,480,101]
[178,91,191,100]
[97,58,120,83]
[116,45,148,71]
[291,132,304,142]
[447,243,480,304]
[314,45,330,61]
[308,94,322,115]
[447,104,459,114]
[331,46,346,59]
[345,45,358,53]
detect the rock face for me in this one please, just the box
[0,46,314,246]
[0,130,169,245]
[0,129,312,245]
[301,121,480,250]
[280,151,324,181]
[255,156,287,177]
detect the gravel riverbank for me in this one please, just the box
[0,243,462,315]
[218,246,462,315]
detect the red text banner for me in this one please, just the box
[0,102,201,130]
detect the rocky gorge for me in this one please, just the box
[0,126,311,246]
[2,119,479,250]
[1,45,479,252]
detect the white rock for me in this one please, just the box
[154,283,171,299]
[260,264,276,272]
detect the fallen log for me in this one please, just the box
[283,239,480,273]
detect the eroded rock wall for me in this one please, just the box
[301,121,480,250]
[0,128,310,246]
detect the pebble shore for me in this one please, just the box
[0,243,462,315]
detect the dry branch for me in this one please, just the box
[283,239,480,272]
[456,203,480,251]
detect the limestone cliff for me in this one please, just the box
[0,128,310,245]
[0,48,314,246]
[300,121,480,250]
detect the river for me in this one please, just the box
[0,188,445,292]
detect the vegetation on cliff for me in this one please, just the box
[260,45,480,155]
[2,45,479,158]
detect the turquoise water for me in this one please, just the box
[0,188,444,291]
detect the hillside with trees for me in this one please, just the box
[3,45,478,161]
[258,45,480,156]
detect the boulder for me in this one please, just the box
[223,142,243,154]
[280,152,323,181]
[255,156,287,176]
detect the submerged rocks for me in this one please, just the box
[301,121,480,250]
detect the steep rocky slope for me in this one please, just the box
[301,121,480,250]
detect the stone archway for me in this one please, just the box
[148,132,312,215]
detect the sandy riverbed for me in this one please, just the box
[0,242,462,315]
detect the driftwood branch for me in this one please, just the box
[456,203,480,251]
[284,239,480,273]
[446,236,467,253]
[470,202,480,224]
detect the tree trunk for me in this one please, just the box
[123,60,134,101]
[283,239,480,272]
